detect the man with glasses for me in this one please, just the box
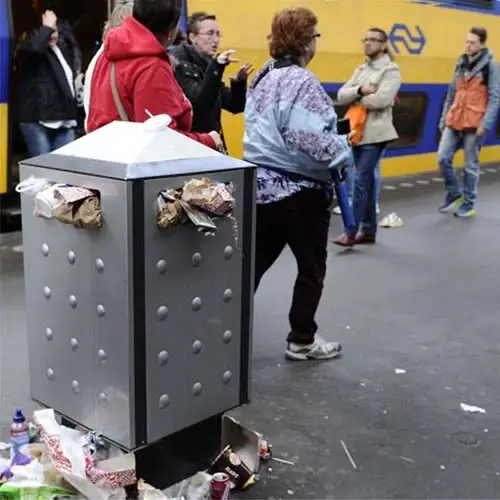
[173,12,254,149]
[333,28,401,247]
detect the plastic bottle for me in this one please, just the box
[10,409,30,457]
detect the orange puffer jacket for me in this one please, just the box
[441,49,500,132]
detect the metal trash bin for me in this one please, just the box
[19,121,256,456]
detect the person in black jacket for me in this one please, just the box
[17,10,78,158]
[173,12,254,148]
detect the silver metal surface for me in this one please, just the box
[143,171,248,443]
[20,155,255,450]
[21,165,134,448]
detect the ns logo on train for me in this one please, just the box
[388,23,426,55]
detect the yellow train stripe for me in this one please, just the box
[0,103,8,194]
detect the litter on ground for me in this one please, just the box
[460,403,486,414]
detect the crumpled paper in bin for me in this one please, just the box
[53,195,103,229]
[181,178,234,216]
[157,191,184,229]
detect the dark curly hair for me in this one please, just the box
[268,7,318,60]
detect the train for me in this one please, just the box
[1,0,500,220]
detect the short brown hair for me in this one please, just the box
[470,27,487,44]
[187,11,216,36]
[269,7,318,60]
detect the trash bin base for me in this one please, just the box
[135,413,222,490]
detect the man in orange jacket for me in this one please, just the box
[438,27,500,217]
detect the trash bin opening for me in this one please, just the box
[156,177,235,236]
[23,180,104,229]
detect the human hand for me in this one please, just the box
[216,50,238,65]
[360,84,376,96]
[234,63,255,81]
[477,126,486,137]
[208,131,223,150]
[42,10,57,29]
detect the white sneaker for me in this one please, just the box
[285,336,342,361]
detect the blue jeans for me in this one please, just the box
[346,144,386,237]
[438,127,484,208]
[19,123,76,158]
[346,149,382,204]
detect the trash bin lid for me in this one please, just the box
[20,121,254,180]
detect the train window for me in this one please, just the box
[388,92,428,149]
[452,0,494,9]
[328,91,428,148]
[496,113,500,138]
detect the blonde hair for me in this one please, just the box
[102,1,134,41]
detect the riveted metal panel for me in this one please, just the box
[143,170,253,442]
[20,164,135,448]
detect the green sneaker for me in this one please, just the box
[438,194,462,213]
[454,204,476,218]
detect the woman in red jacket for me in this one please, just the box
[86,0,221,150]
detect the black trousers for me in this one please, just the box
[254,188,331,345]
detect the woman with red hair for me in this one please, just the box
[245,7,350,361]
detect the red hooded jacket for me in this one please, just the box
[86,17,215,148]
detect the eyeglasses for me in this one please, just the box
[198,30,222,38]
[362,37,385,43]
[312,33,321,39]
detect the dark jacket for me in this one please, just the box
[16,26,77,123]
[57,19,83,74]
[173,43,247,139]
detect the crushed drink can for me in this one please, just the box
[210,472,230,500]
[211,445,255,490]
[259,438,272,461]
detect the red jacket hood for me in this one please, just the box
[104,16,169,62]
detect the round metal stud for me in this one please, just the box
[157,306,169,321]
[71,338,79,351]
[224,246,234,260]
[156,260,167,275]
[97,305,106,317]
[72,381,80,393]
[193,382,202,396]
[47,368,55,381]
[192,297,203,312]
[159,394,170,409]
[192,340,203,355]
[98,349,107,364]
[67,251,76,265]
[223,289,233,303]
[192,253,202,267]
[223,330,233,344]
[45,328,53,341]
[69,295,77,309]
[223,371,232,384]
[43,286,51,299]
[158,351,169,366]
[96,259,105,273]
[99,392,108,407]
[41,244,50,257]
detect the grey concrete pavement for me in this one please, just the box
[1,177,500,498]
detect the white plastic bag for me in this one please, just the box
[34,408,127,500]
[16,176,52,196]
[34,184,67,219]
